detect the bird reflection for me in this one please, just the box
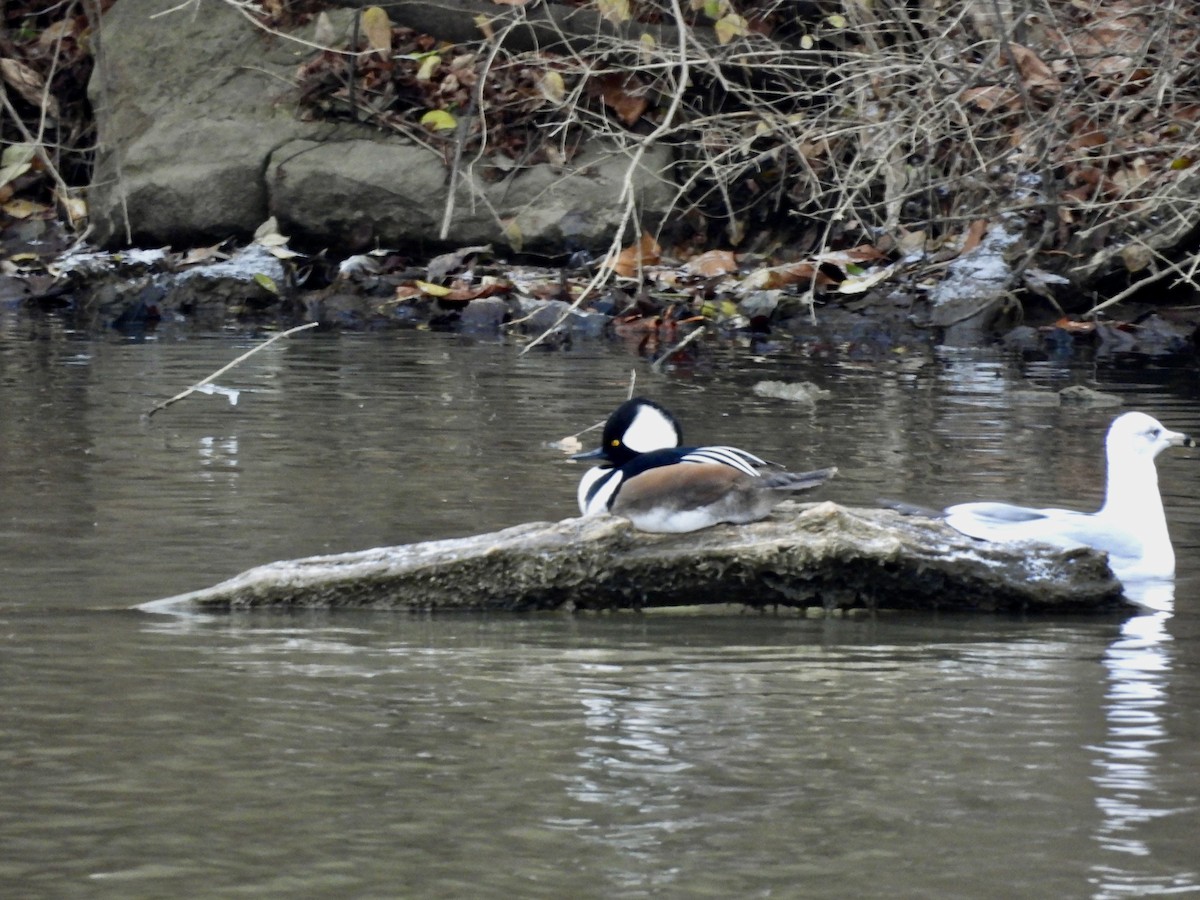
[1089,583,1198,895]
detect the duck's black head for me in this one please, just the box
[572,397,683,466]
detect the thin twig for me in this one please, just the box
[145,322,319,418]
[650,324,706,373]
[1081,258,1190,319]
[518,0,692,357]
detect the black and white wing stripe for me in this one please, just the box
[679,445,769,477]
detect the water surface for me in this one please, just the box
[2,320,1198,898]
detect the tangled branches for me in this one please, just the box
[292,0,1200,275]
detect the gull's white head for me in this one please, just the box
[1107,411,1193,463]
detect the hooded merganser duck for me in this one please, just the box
[571,397,837,533]
[944,411,1193,581]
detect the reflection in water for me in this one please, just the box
[1090,583,1199,896]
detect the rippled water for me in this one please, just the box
[2,315,1199,897]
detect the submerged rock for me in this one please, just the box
[142,502,1129,615]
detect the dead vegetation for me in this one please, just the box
[285,0,1200,304]
[0,0,102,238]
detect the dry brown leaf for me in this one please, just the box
[443,278,511,302]
[1067,128,1108,151]
[1004,44,1059,97]
[2,198,52,219]
[1121,243,1153,274]
[684,250,739,277]
[741,261,834,291]
[612,233,661,278]
[962,219,988,254]
[1050,317,1096,335]
[39,16,80,47]
[1111,158,1152,194]
[841,244,889,263]
[962,85,1021,112]
[180,243,229,266]
[0,59,59,120]
[596,73,648,127]
[837,263,898,295]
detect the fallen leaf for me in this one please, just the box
[638,33,657,65]
[38,16,80,46]
[1050,317,1096,335]
[180,243,229,266]
[54,192,87,226]
[502,218,523,252]
[1004,44,1059,97]
[427,244,492,280]
[685,249,739,277]
[962,85,1021,112]
[741,261,833,291]
[474,14,495,40]
[254,216,288,243]
[360,7,392,54]
[2,198,51,219]
[415,280,453,297]
[0,143,36,188]
[596,73,648,127]
[612,233,661,278]
[313,11,337,47]
[596,0,631,24]
[836,263,897,294]
[0,59,59,120]
[962,219,988,254]
[539,70,565,104]
[1120,243,1152,274]
[416,54,440,82]
[420,109,457,131]
[715,13,748,44]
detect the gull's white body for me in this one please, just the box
[945,412,1191,581]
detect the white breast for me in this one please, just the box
[578,467,623,516]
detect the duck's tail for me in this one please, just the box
[762,467,837,492]
[877,498,944,518]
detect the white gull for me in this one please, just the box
[944,411,1193,582]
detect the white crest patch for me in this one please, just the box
[622,404,681,453]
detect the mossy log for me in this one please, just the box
[142,502,1131,615]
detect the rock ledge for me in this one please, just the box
[141,503,1130,615]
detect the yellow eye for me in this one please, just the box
[610,439,621,447]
